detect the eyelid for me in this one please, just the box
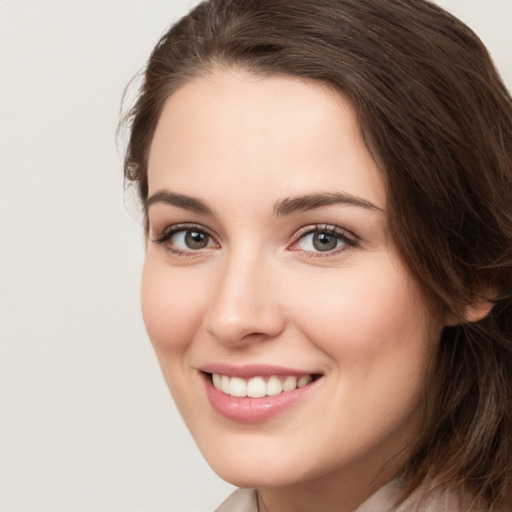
[289,224,358,255]
[150,222,357,257]
[150,223,218,248]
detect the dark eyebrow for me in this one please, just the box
[273,192,382,216]
[144,190,215,216]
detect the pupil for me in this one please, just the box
[185,230,208,249]
[313,232,337,251]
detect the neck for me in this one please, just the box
[256,452,406,512]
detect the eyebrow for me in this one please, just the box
[273,192,382,216]
[144,190,215,216]
[144,189,382,217]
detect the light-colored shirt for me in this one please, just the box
[215,477,480,512]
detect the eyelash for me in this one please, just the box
[152,223,217,257]
[151,223,358,257]
[291,224,358,257]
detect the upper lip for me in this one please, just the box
[198,363,322,379]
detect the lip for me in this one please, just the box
[199,364,323,423]
[199,363,319,379]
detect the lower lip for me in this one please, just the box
[203,374,320,423]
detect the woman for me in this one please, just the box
[123,0,512,510]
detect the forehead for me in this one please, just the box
[147,68,386,211]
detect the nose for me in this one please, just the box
[203,250,286,347]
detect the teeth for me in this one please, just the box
[298,375,312,388]
[282,375,297,391]
[212,373,222,389]
[221,375,230,394]
[229,377,247,397]
[247,376,266,398]
[211,373,315,397]
[266,376,282,396]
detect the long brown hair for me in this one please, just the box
[123,0,512,508]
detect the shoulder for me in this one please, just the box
[395,483,494,512]
[215,488,258,512]
[355,477,494,512]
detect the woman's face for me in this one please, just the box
[142,69,443,490]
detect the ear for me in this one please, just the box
[444,293,496,327]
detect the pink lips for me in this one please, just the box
[200,364,321,423]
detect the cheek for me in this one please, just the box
[286,265,439,458]
[140,255,207,356]
[289,260,438,387]
[292,265,419,342]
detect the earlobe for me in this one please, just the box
[445,295,495,327]
[463,299,495,324]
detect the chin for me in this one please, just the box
[212,461,307,489]
[197,437,322,489]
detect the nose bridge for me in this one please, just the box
[204,243,284,345]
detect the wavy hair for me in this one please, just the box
[123,0,512,508]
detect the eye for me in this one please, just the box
[290,225,357,255]
[152,224,217,254]
[172,229,212,249]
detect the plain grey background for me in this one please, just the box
[0,1,510,510]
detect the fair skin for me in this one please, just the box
[141,69,444,512]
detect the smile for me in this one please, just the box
[202,369,323,423]
[211,373,314,398]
